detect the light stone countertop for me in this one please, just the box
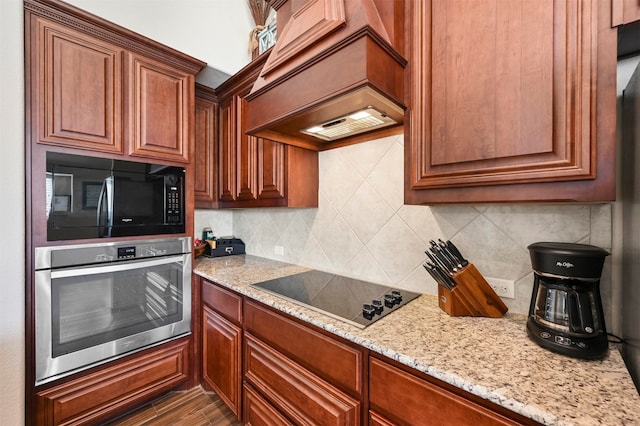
[193,254,640,426]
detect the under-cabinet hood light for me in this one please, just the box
[301,106,398,142]
[244,0,406,150]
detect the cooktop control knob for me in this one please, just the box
[391,290,403,304]
[384,294,396,308]
[363,304,376,320]
[371,300,383,315]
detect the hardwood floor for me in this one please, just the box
[106,386,241,426]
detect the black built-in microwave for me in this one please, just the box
[46,152,185,240]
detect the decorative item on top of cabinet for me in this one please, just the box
[404,0,617,204]
[194,84,218,207]
[247,0,273,59]
[612,0,640,26]
[216,53,319,208]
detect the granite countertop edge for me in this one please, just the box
[193,255,639,426]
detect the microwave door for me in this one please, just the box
[96,176,114,237]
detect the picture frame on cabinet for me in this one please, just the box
[82,182,102,210]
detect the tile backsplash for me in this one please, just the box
[195,134,614,320]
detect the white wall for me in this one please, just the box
[65,0,255,75]
[0,0,25,424]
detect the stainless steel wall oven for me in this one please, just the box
[34,237,191,385]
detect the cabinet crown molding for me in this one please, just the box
[24,0,206,74]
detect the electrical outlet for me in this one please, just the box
[486,277,516,299]
[274,245,284,256]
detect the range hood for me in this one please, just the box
[245,0,407,151]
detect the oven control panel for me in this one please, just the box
[38,237,192,270]
[117,246,136,259]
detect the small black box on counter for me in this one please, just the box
[203,237,245,258]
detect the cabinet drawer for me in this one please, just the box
[244,334,360,426]
[244,383,293,426]
[35,340,189,426]
[202,279,242,324]
[244,300,362,395]
[369,410,396,426]
[369,357,522,426]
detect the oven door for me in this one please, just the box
[35,253,191,385]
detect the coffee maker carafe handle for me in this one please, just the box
[568,290,595,334]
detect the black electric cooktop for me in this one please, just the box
[252,270,421,328]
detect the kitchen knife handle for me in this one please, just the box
[446,240,469,266]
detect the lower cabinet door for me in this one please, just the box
[244,334,361,425]
[244,383,293,426]
[202,305,242,417]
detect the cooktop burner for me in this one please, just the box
[252,270,421,328]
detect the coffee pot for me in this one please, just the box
[526,242,609,359]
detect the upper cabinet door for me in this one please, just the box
[612,0,640,26]
[214,51,318,209]
[33,17,123,154]
[126,53,193,163]
[218,97,237,203]
[217,97,285,205]
[405,0,617,204]
[194,94,218,206]
[257,138,286,201]
[236,97,259,202]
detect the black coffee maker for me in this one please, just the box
[526,242,609,359]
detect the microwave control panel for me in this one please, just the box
[165,175,183,223]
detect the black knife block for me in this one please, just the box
[437,263,508,318]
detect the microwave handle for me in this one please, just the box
[96,176,114,236]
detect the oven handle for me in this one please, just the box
[50,254,187,279]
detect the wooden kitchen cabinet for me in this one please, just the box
[196,277,544,425]
[244,300,363,397]
[216,56,319,208]
[243,300,363,425]
[25,2,204,424]
[126,52,194,163]
[201,280,243,418]
[27,1,203,164]
[405,0,617,204]
[34,338,190,426]
[244,334,360,425]
[369,356,538,426]
[30,16,124,154]
[243,383,294,425]
[194,85,218,207]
